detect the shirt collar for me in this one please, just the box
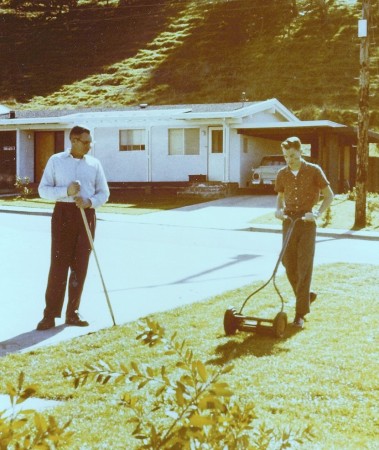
[65,148,87,160]
[285,160,306,173]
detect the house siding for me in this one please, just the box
[18,131,34,181]
[94,127,149,182]
[151,126,208,182]
[4,101,374,192]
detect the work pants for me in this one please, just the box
[44,203,95,319]
[282,217,316,318]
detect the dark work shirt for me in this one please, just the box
[275,160,329,213]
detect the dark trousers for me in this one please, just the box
[44,203,95,319]
[282,218,316,317]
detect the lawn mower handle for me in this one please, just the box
[239,216,303,313]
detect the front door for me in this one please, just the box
[208,127,224,181]
[35,131,64,182]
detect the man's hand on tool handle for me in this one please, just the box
[275,209,318,222]
[275,209,285,220]
[303,212,319,222]
[67,180,92,209]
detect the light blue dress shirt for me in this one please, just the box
[38,149,110,208]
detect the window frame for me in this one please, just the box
[168,128,200,156]
[119,129,146,152]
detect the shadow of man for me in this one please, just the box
[0,325,66,357]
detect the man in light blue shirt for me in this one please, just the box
[37,125,109,330]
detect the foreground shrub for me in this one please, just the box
[0,372,72,449]
[63,318,312,449]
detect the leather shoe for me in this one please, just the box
[310,291,317,303]
[36,316,55,331]
[65,315,89,327]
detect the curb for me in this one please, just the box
[248,224,379,241]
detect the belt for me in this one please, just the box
[284,210,310,218]
[55,202,76,208]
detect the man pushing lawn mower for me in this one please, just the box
[36,125,110,331]
[275,136,334,329]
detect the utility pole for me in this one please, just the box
[355,0,370,228]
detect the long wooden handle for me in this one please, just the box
[80,208,117,326]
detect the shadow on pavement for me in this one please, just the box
[0,325,66,357]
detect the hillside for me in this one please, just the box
[0,0,378,127]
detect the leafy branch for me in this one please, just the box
[0,372,72,450]
[63,317,312,449]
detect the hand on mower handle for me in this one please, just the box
[275,209,285,220]
[303,212,318,222]
[67,180,81,197]
[75,196,92,209]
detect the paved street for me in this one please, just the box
[0,195,378,357]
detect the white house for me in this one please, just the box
[1,99,378,193]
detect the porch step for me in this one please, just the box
[177,182,238,199]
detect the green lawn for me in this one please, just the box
[0,263,377,449]
[252,193,379,232]
[0,192,210,215]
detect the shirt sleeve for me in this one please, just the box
[38,157,69,201]
[275,170,284,193]
[89,161,110,209]
[315,166,330,189]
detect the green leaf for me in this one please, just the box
[196,361,208,382]
[17,372,25,391]
[138,379,149,389]
[130,361,140,374]
[210,382,234,397]
[190,414,214,427]
[34,413,48,433]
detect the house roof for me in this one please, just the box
[2,102,261,119]
[236,120,379,144]
[1,101,377,144]
[0,99,297,125]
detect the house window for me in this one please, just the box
[120,129,145,151]
[211,129,223,154]
[168,128,200,155]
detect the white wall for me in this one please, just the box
[18,131,34,181]
[92,122,283,186]
[93,127,149,182]
[93,125,210,183]
[150,126,208,182]
[228,128,242,184]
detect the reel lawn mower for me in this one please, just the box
[223,216,302,338]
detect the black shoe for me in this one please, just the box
[310,291,317,304]
[65,314,89,327]
[36,316,55,331]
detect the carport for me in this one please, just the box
[235,120,379,193]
